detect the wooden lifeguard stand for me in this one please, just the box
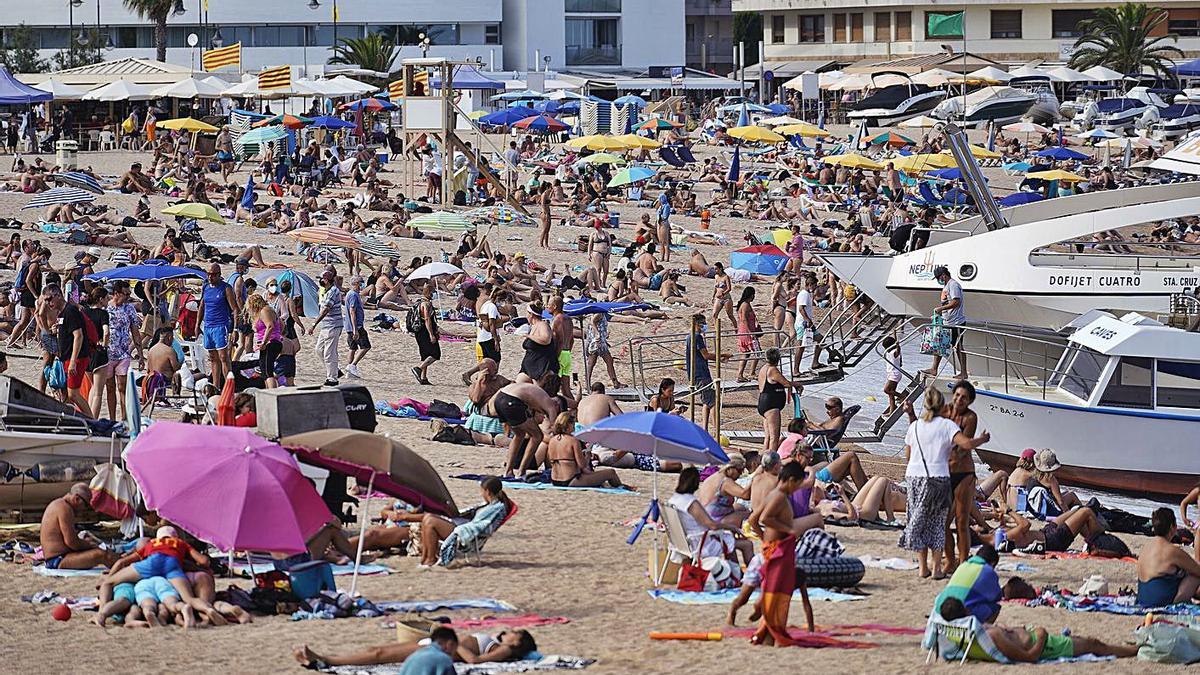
[396,57,528,214]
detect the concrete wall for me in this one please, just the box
[14,0,501,25]
[502,0,563,72]
[623,0,686,69]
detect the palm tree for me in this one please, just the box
[328,33,398,79]
[123,0,177,62]
[1068,3,1183,82]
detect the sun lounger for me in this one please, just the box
[659,147,687,168]
[675,145,698,163]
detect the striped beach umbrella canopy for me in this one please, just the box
[466,204,534,227]
[355,233,399,259]
[50,171,104,195]
[410,211,475,233]
[238,126,289,145]
[287,226,361,249]
[608,166,656,187]
[23,187,96,209]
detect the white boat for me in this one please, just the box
[932,85,1036,127]
[847,72,945,126]
[819,181,1200,329]
[1152,101,1200,140]
[973,312,1200,496]
[1092,87,1167,132]
[1010,76,1060,124]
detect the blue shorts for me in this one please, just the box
[134,576,179,604]
[132,553,186,580]
[216,150,234,162]
[113,582,137,605]
[202,323,231,351]
[43,554,65,569]
[815,467,834,483]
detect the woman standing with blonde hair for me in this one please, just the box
[249,293,282,389]
[900,387,990,579]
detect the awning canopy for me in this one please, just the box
[0,67,53,104]
[728,60,838,80]
[431,65,505,90]
[615,75,741,91]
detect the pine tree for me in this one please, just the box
[1,23,48,73]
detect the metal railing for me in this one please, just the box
[566,45,622,66]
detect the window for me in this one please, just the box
[771,15,785,43]
[875,12,891,41]
[895,11,912,40]
[800,15,825,43]
[991,10,1022,39]
[1052,10,1093,38]
[565,0,621,12]
[566,18,620,65]
[1156,360,1200,409]
[1169,9,1200,37]
[485,23,501,44]
[925,11,963,40]
[1099,357,1154,409]
[850,13,864,42]
[833,13,846,42]
[1059,348,1106,402]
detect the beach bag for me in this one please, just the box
[427,399,462,420]
[121,116,135,134]
[1025,486,1062,519]
[89,463,137,522]
[66,230,90,245]
[1085,532,1133,559]
[45,359,67,390]
[405,301,426,335]
[919,315,952,357]
[1137,623,1200,664]
[677,532,711,592]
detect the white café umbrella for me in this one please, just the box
[406,262,463,282]
[34,78,89,100]
[324,75,375,94]
[969,66,1013,82]
[1082,65,1128,82]
[1046,66,1096,83]
[154,77,227,99]
[82,80,154,101]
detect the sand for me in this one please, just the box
[0,141,1178,673]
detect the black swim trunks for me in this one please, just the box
[493,391,530,426]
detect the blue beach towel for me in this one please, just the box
[648,588,863,604]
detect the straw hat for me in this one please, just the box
[1034,449,1062,473]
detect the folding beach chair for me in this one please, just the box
[659,147,687,168]
[923,614,1010,664]
[655,506,702,586]
[440,502,519,567]
[806,404,861,462]
[675,145,698,164]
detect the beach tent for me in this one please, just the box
[254,269,320,317]
[0,67,53,104]
[730,244,788,275]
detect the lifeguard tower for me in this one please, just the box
[395,57,528,214]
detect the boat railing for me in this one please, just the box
[0,400,96,437]
[1171,293,1200,314]
[913,319,1074,400]
[1031,240,1200,271]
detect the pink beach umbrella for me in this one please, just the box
[126,422,333,554]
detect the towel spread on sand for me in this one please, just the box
[34,566,105,577]
[1010,589,1200,617]
[995,561,1038,574]
[647,588,863,605]
[231,562,392,577]
[381,615,570,631]
[374,598,518,614]
[322,655,595,674]
[453,474,636,495]
[858,555,918,571]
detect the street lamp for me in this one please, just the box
[68,0,84,53]
[418,32,431,58]
[173,0,186,15]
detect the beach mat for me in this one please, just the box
[647,588,863,605]
[231,562,392,577]
[375,598,518,614]
[381,614,569,631]
[322,656,595,674]
[453,474,636,495]
[720,627,878,649]
[34,566,104,577]
[1010,589,1200,617]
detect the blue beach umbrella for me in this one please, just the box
[997,191,1044,207]
[927,167,963,180]
[1003,161,1033,173]
[479,107,537,126]
[736,102,750,127]
[126,368,142,439]
[727,145,740,184]
[608,166,656,188]
[614,94,647,107]
[308,115,355,129]
[51,171,104,195]
[241,174,256,210]
[23,186,96,210]
[1035,146,1089,161]
[730,243,788,276]
[254,268,320,317]
[85,260,205,282]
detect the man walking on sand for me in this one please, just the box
[313,270,344,386]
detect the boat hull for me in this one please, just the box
[974,389,1199,497]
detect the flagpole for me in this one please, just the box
[961,5,967,127]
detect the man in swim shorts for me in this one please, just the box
[485,382,562,477]
[40,483,116,570]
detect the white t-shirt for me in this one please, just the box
[941,278,965,326]
[668,492,705,540]
[904,417,960,478]
[477,300,500,342]
[794,289,814,331]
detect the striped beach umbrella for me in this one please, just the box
[50,171,104,195]
[238,126,289,145]
[608,166,656,187]
[410,211,475,233]
[287,226,361,249]
[466,205,534,227]
[23,187,96,210]
[355,233,399,259]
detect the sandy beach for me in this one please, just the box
[0,141,1180,673]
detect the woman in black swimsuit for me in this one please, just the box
[519,302,557,391]
[757,348,800,453]
[546,412,624,488]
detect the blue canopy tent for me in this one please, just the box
[614,94,647,107]
[254,269,320,317]
[765,103,792,114]
[430,65,504,90]
[0,67,53,104]
[491,89,546,101]
[1035,146,1088,161]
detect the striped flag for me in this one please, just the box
[202,42,241,71]
[258,65,291,91]
[387,70,428,99]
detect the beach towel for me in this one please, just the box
[647,588,862,604]
[753,534,798,646]
[34,565,105,577]
[721,627,877,649]
[858,555,918,571]
[1010,589,1200,617]
[322,655,595,675]
[439,500,508,567]
[452,474,635,494]
[374,598,517,614]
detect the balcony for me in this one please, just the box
[566,45,621,66]
[566,0,621,12]
[685,0,731,16]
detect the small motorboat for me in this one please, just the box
[1092,87,1168,132]
[932,85,1036,126]
[1010,76,1060,124]
[1152,100,1200,139]
[847,71,945,126]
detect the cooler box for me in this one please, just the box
[287,560,336,599]
[607,211,619,227]
[55,140,78,170]
[255,385,350,439]
[375,151,389,165]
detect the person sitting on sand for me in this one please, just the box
[542,412,624,488]
[295,625,538,669]
[39,483,117,570]
[116,162,156,195]
[851,476,906,523]
[461,359,511,448]
[1008,448,1082,515]
[698,454,753,527]
[993,507,1108,555]
[1137,508,1200,607]
[688,249,716,277]
[937,597,1137,662]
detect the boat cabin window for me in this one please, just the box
[1156,360,1200,409]
[1098,357,1154,409]
[1059,348,1106,401]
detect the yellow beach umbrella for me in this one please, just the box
[768,228,793,248]
[775,122,832,138]
[467,110,487,120]
[565,134,631,151]
[892,153,957,172]
[822,153,884,171]
[1027,169,1087,182]
[617,134,662,149]
[161,202,224,224]
[576,152,626,166]
[727,125,785,143]
[157,117,219,133]
[943,145,1001,160]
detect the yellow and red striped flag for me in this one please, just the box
[201,41,241,71]
[387,70,428,99]
[258,65,291,91]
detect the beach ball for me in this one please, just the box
[51,604,71,621]
[719,435,730,447]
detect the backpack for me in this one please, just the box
[66,230,90,245]
[405,302,424,334]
